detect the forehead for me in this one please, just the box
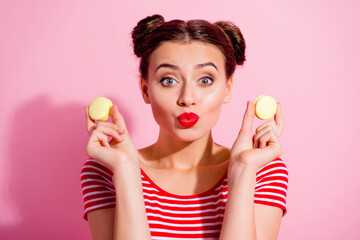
[148,40,226,72]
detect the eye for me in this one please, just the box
[160,77,176,86]
[199,77,213,86]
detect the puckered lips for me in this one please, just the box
[177,112,199,128]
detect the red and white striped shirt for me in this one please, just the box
[81,157,288,239]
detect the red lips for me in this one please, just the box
[177,112,199,127]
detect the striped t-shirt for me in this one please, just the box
[81,157,288,239]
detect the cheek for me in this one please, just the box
[198,88,227,129]
[201,88,226,113]
[148,89,174,124]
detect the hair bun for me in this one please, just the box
[131,14,165,58]
[215,21,246,65]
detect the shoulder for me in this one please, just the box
[254,157,289,215]
[256,157,288,179]
[80,158,114,193]
[80,158,116,221]
[255,157,288,190]
[81,158,113,179]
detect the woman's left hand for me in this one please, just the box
[229,101,284,171]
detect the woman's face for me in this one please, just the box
[141,40,233,142]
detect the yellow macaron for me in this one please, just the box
[254,95,277,120]
[88,97,113,121]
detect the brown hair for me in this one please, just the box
[131,14,246,81]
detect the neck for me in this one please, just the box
[151,129,216,171]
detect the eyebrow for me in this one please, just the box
[155,62,218,73]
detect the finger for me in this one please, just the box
[251,132,283,168]
[109,136,123,145]
[253,127,272,148]
[91,130,110,148]
[85,130,119,168]
[95,125,124,143]
[239,101,255,135]
[99,136,110,148]
[255,120,277,135]
[110,105,129,132]
[258,130,273,149]
[274,102,284,134]
[261,132,283,159]
[97,121,125,135]
[85,106,97,135]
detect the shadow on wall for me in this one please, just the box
[0,95,132,239]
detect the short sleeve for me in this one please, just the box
[80,158,116,221]
[254,157,289,216]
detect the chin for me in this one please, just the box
[176,135,201,143]
[170,127,211,143]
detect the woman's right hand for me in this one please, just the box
[85,104,139,170]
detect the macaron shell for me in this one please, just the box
[254,95,265,107]
[89,97,112,121]
[98,99,113,121]
[254,95,277,120]
[107,98,113,107]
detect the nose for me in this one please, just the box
[177,82,196,107]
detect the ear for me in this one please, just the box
[140,77,151,104]
[223,75,233,103]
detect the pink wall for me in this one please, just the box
[1,0,359,239]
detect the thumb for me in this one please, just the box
[110,104,129,132]
[239,101,255,135]
[230,101,255,159]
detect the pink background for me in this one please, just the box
[1,0,359,239]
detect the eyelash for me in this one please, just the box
[160,76,214,86]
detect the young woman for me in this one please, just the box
[81,14,288,240]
